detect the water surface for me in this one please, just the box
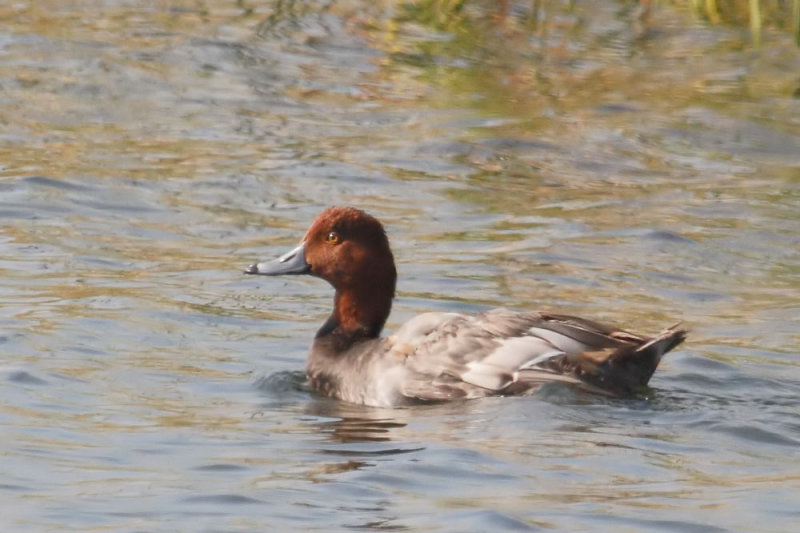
[1,1,799,531]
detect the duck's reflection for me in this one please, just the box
[303,397,417,445]
[254,369,509,450]
[255,370,416,445]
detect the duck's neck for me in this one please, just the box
[315,284,394,348]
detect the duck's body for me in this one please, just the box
[246,207,686,408]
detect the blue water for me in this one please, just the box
[1,1,799,531]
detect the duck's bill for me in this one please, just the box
[245,243,311,276]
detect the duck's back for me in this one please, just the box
[386,308,686,404]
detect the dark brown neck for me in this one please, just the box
[315,284,393,348]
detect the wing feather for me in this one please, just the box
[388,307,685,402]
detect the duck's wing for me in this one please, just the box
[391,309,686,401]
[523,312,686,393]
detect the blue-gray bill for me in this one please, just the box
[245,242,311,276]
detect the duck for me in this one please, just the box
[245,206,686,408]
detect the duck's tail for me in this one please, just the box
[575,322,687,394]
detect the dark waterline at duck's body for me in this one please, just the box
[246,207,686,408]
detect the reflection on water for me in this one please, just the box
[1,0,799,531]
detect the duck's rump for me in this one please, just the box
[394,308,687,401]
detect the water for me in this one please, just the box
[1,1,799,531]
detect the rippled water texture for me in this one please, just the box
[1,1,799,531]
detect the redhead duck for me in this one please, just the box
[245,207,686,407]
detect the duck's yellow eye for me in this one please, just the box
[326,231,340,244]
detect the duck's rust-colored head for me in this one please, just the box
[246,207,397,340]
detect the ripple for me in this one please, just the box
[194,463,250,472]
[440,509,540,531]
[643,229,698,244]
[2,369,48,386]
[710,422,800,447]
[22,175,92,192]
[253,370,310,399]
[182,494,264,505]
